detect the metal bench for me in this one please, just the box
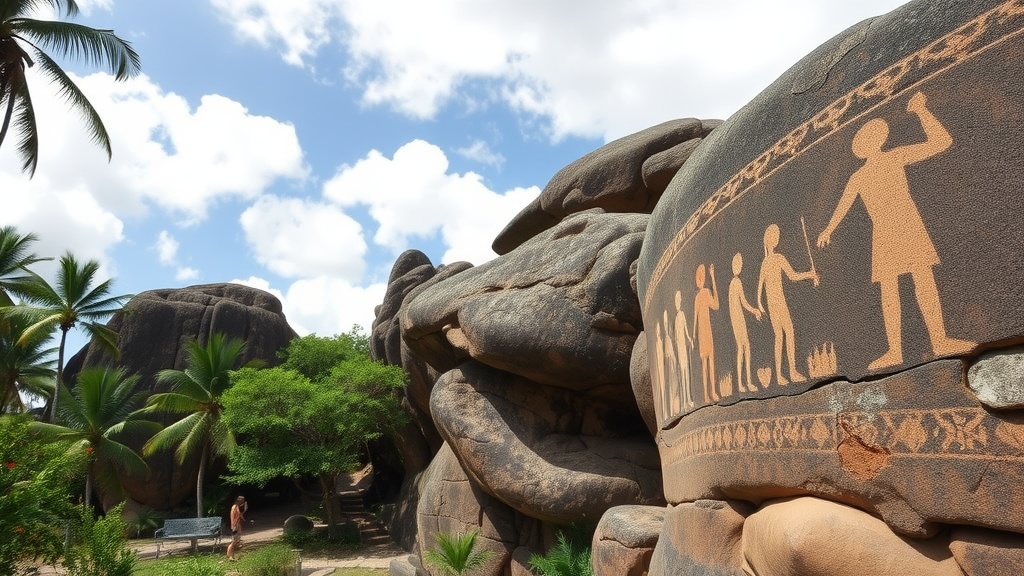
[154,517,223,558]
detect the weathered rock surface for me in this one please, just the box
[415,443,522,576]
[648,499,752,576]
[592,505,664,576]
[740,497,962,576]
[64,283,297,510]
[402,209,646,393]
[635,1,1024,573]
[493,118,719,254]
[949,525,1024,576]
[431,360,662,525]
[967,346,1024,409]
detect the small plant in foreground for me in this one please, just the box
[424,529,494,576]
[62,502,137,576]
[528,529,593,576]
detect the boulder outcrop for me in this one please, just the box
[64,283,297,510]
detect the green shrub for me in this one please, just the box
[424,529,494,576]
[528,530,593,576]
[0,415,83,575]
[61,502,137,576]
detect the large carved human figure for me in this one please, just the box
[673,290,694,411]
[692,264,720,403]
[728,253,762,392]
[757,224,818,386]
[817,91,974,370]
[662,309,679,419]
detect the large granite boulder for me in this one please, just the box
[636,0,1024,573]
[493,118,720,254]
[64,283,297,510]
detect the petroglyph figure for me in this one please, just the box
[757,224,819,386]
[728,253,762,393]
[662,309,679,418]
[673,290,695,411]
[693,263,720,403]
[817,91,974,370]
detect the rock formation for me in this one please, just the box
[64,283,297,510]
[375,2,1024,574]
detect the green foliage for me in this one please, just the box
[278,328,369,382]
[528,530,593,576]
[30,366,157,504]
[424,529,494,576]
[0,414,83,575]
[0,0,142,176]
[61,501,137,576]
[243,542,297,576]
[140,332,246,518]
[125,506,162,539]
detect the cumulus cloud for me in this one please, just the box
[456,140,505,168]
[322,139,538,265]
[239,196,367,280]
[231,275,386,337]
[154,231,201,282]
[206,0,907,140]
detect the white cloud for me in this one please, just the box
[322,139,538,265]
[239,195,367,280]
[175,267,200,282]
[155,230,178,265]
[456,140,505,168]
[207,0,908,141]
[153,231,201,282]
[231,275,386,337]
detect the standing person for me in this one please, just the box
[227,496,246,561]
[692,263,720,403]
[728,253,762,393]
[757,224,818,386]
[817,90,973,370]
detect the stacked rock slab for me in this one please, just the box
[376,118,720,575]
[64,283,297,510]
[636,0,1024,574]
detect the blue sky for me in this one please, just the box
[0,0,907,349]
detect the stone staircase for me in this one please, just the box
[337,492,393,547]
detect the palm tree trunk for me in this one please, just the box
[84,462,93,508]
[197,443,208,518]
[49,328,68,423]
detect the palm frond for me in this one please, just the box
[9,17,140,80]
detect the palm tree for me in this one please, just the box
[0,225,47,306]
[0,0,142,176]
[30,366,157,505]
[0,311,55,412]
[0,225,52,412]
[141,333,246,518]
[11,251,131,422]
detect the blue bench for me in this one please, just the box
[154,517,223,558]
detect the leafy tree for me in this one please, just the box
[140,333,246,518]
[0,0,142,176]
[278,329,368,382]
[0,414,84,575]
[223,332,406,538]
[424,529,494,576]
[30,366,157,506]
[11,251,131,422]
